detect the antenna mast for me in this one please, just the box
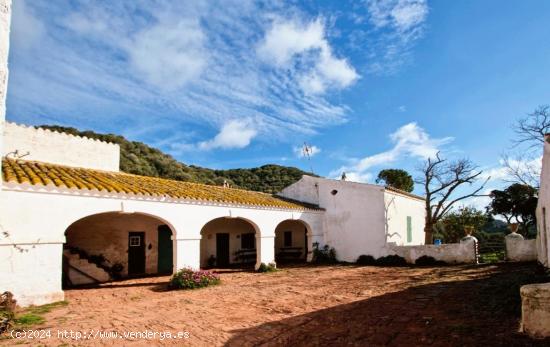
[302,142,314,174]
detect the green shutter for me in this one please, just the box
[406,216,412,243]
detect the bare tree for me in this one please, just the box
[501,154,540,189]
[513,105,550,148]
[417,153,489,244]
[502,105,549,187]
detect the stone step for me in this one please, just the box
[63,249,111,285]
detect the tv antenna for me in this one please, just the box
[302,142,314,174]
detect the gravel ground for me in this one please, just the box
[3,262,549,346]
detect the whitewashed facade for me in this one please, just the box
[0,124,425,306]
[536,135,550,267]
[279,176,426,262]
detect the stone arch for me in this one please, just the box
[274,219,313,263]
[63,211,177,286]
[199,217,260,269]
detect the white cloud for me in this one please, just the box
[127,18,207,91]
[11,0,44,50]
[198,119,258,150]
[398,105,406,112]
[360,0,429,74]
[257,18,359,94]
[9,1,353,149]
[257,19,325,66]
[293,145,321,158]
[331,122,452,182]
[367,0,428,33]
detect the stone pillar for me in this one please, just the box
[0,0,12,187]
[460,234,478,264]
[256,235,275,269]
[175,238,201,270]
[521,283,550,337]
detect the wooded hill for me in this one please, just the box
[38,125,313,194]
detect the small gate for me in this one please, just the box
[476,234,506,263]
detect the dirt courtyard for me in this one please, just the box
[4,262,550,346]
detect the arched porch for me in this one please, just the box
[63,212,176,286]
[274,219,312,263]
[200,217,260,269]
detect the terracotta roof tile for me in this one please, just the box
[2,158,321,211]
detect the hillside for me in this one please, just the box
[38,125,313,193]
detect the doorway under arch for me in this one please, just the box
[200,217,259,269]
[274,220,311,263]
[63,212,175,286]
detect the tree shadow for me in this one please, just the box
[225,263,550,346]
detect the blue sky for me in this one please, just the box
[5,0,550,203]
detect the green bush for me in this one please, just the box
[376,255,407,267]
[312,242,338,264]
[415,255,447,266]
[356,255,377,265]
[169,268,220,290]
[256,262,277,273]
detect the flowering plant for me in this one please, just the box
[169,268,220,290]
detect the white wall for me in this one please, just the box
[0,243,64,307]
[280,176,426,261]
[3,122,120,171]
[536,137,550,267]
[386,241,477,264]
[384,190,425,246]
[506,238,537,262]
[0,0,12,186]
[281,177,387,261]
[0,184,323,305]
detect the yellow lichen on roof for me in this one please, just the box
[2,158,319,211]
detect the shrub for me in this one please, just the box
[356,255,377,266]
[0,292,15,334]
[376,255,407,267]
[169,268,220,290]
[256,262,277,273]
[312,242,338,264]
[415,255,447,266]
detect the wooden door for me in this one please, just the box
[216,233,230,267]
[128,232,146,275]
[157,225,173,274]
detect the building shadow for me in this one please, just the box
[225,263,550,347]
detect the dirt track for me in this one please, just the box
[4,263,550,346]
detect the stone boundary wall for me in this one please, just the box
[3,122,120,171]
[506,236,537,262]
[386,240,477,264]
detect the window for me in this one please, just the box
[241,233,255,249]
[284,231,292,247]
[129,236,141,247]
[406,216,412,243]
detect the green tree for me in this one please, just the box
[488,183,538,236]
[376,169,414,192]
[436,207,487,243]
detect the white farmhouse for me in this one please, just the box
[0,1,425,307]
[0,122,426,306]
